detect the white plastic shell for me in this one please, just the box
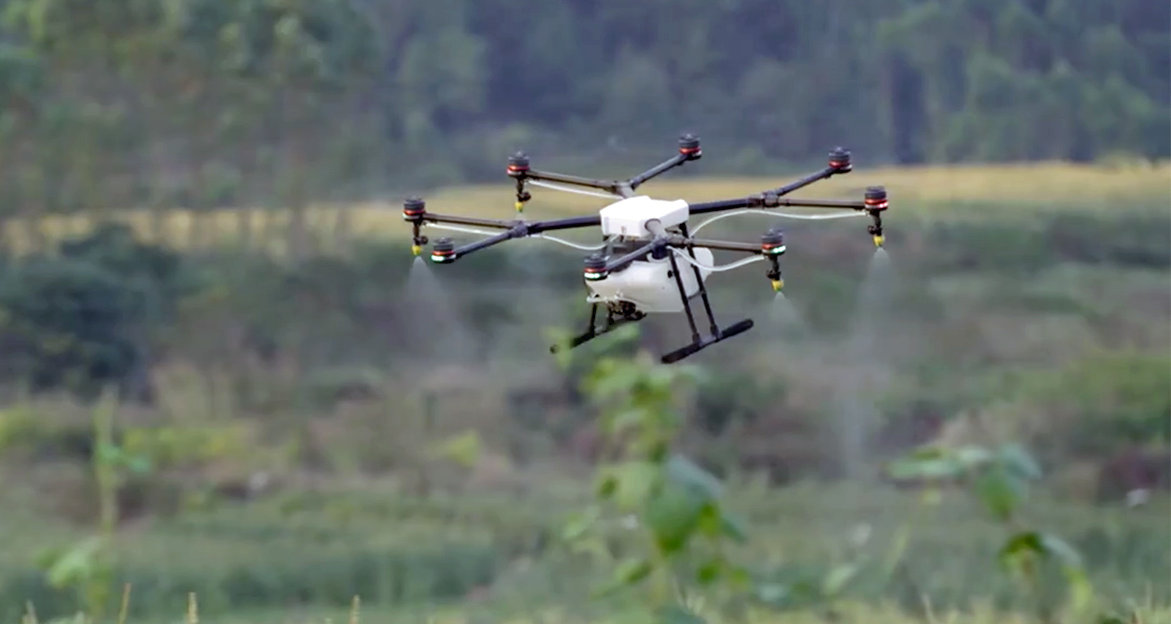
[585,248,714,313]
[598,196,690,238]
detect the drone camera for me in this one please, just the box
[678,133,702,159]
[430,237,456,264]
[829,147,852,172]
[583,252,609,281]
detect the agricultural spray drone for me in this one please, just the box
[402,133,889,364]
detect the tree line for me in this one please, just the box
[0,0,1164,227]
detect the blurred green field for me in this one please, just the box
[4,478,1169,623]
[1,160,1168,624]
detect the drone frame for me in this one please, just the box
[401,133,889,363]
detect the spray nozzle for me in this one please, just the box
[766,254,783,291]
[410,221,429,256]
[864,186,886,248]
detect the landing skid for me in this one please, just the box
[659,229,754,363]
[552,228,755,364]
[549,301,646,354]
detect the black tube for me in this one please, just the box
[523,169,622,195]
[687,198,755,214]
[603,239,664,273]
[771,167,835,196]
[422,212,517,229]
[688,196,866,215]
[528,215,603,233]
[628,154,687,190]
[450,230,516,257]
[677,237,762,254]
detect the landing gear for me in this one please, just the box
[549,301,647,353]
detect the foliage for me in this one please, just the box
[0,224,187,401]
[0,1,1163,219]
[887,443,1095,622]
[559,349,755,622]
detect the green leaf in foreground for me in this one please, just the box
[646,484,708,555]
[656,604,707,624]
[594,557,655,597]
[974,467,1027,521]
[999,530,1093,611]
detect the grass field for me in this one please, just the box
[4,160,1169,256]
[2,160,1168,624]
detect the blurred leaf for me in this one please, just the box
[665,455,722,500]
[645,484,708,555]
[429,429,481,469]
[594,557,654,597]
[974,467,1026,521]
[561,505,602,542]
[756,582,790,606]
[998,530,1091,607]
[720,510,749,543]
[596,472,618,500]
[996,443,1043,480]
[655,604,706,624]
[999,530,1043,574]
[44,536,104,588]
[886,454,964,480]
[953,444,994,468]
[696,557,723,585]
[822,563,860,597]
[608,460,662,510]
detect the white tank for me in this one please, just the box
[585,247,714,313]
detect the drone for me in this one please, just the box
[401,133,889,364]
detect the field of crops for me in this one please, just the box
[1,161,1168,624]
[4,160,1168,257]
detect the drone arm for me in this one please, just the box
[688,195,868,216]
[675,237,762,254]
[449,230,516,257]
[627,153,688,190]
[528,215,603,234]
[508,153,623,197]
[603,239,665,273]
[418,212,517,230]
[627,133,703,190]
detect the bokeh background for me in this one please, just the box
[0,1,1167,623]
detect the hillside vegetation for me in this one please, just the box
[0,0,1167,621]
[0,163,1167,622]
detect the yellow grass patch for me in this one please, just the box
[4,161,1168,255]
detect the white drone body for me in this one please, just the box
[586,195,713,314]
